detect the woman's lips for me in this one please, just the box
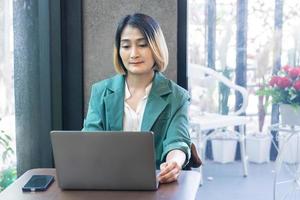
[129,61,144,64]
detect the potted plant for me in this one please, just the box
[257,65,300,126]
[211,129,239,163]
[246,43,273,163]
[257,65,300,163]
[246,84,272,163]
[0,117,16,192]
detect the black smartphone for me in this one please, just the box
[22,175,54,192]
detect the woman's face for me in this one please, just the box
[119,25,155,76]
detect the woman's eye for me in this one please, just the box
[121,45,130,49]
[139,44,148,47]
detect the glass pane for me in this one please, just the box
[188,0,205,66]
[247,0,274,133]
[0,0,16,192]
[188,0,300,133]
[282,0,300,66]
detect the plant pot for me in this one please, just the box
[246,133,271,164]
[278,132,300,164]
[279,104,300,126]
[211,139,237,164]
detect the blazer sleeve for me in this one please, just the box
[82,84,105,131]
[161,99,191,167]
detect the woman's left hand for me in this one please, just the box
[158,161,181,183]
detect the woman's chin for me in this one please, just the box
[127,69,153,76]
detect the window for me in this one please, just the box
[188,0,300,133]
[0,0,16,191]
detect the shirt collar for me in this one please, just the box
[125,81,153,100]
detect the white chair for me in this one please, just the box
[188,63,249,186]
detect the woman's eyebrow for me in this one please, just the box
[120,38,146,42]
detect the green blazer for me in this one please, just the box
[82,72,191,168]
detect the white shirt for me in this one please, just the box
[123,82,152,131]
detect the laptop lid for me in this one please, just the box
[50,131,158,190]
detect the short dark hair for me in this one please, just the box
[113,13,168,74]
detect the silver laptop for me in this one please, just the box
[50,131,158,190]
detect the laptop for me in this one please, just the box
[50,131,158,190]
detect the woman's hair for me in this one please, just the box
[113,13,169,74]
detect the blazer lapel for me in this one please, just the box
[104,75,125,131]
[141,73,172,131]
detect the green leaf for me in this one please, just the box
[0,137,9,147]
[0,167,17,191]
[4,134,12,141]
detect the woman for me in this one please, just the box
[83,13,191,184]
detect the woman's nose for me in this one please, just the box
[130,46,139,58]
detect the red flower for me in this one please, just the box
[277,77,292,89]
[288,67,300,79]
[282,65,292,73]
[294,80,300,91]
[260,65,300,106]
[269,76,279,87]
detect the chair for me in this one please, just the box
[188,63,249,186]
[184,143,202,170]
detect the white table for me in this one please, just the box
[190,113,249,186]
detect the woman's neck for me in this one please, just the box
[126,71,154,91]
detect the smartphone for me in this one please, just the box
[22,175,54,192]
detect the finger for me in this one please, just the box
[165,166,180,179]
[160,162,168,170]
[162,162,180,175]
[163,165,180,179]
[159,162,177,177]
[159,171,180,183]
[159,161,180,177]
[161,173,180,183]
[159,163,171,177]
[159,165,172,177]
[159,167,180,183]
[159,162,169,177]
